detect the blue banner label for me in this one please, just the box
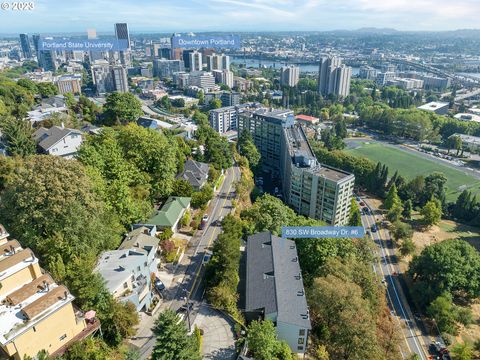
[38,38,129,52]
[172,35,241,49]
[281,226,365,238]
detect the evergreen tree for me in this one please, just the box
[152,310,200,360]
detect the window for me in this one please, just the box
[33,326,36,332]
[59,334,67,341]
[299,329,305,336]
[297,346,304,351]
[298,337,305,345]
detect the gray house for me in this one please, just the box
[245,232,311,354]
[177,159,209,190]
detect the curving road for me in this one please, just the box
[360,196,434,360]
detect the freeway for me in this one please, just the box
[359,197,432,360]
[137,165,241,359]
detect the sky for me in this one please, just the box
[1,0,479,34]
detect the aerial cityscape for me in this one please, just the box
[1,1,480,360]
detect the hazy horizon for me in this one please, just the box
[1,0,479,34]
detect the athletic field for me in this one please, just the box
[345,141,480,201]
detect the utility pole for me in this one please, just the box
[183,288,192,333]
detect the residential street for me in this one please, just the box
[132,164,241,359]
[360,197,443,360]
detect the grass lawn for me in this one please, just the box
[346,142,480,201]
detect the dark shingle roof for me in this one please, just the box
[177,159,209,188]
[246,232,311,329]
[33,126,82,151]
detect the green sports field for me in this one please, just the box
[345,141,480,201]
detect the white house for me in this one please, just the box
[33,126,83,159]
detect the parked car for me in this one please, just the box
[359,201,365,206]
[371,224,378,232]
[154,278,165,292]
[200,214,209,229]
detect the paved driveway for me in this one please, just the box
[193,304,236,360]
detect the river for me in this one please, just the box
[231,56,360,75]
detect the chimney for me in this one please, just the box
[10,245,15,254]
[61,122,65,129]
[43,280,49,292]
[30,251,35,261]
[64,291,68,300]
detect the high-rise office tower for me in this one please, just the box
[38,50,56,72]
[183,49,194,69]
[280,65,300,87]
[111,66,129,93]
[189,51,203,72]
[317,56,352,97]
[19,34,32,59]
[32,34,40,55]
[114,23,130,66]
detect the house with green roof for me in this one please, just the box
[147,196,191,231]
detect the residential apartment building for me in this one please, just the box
[318,56,352,97]
[153,59,184,79]
[0,225,96,360]
[281,125,354,225]
[245,231,311,354]
[205,91,240,107]
[238,107,294,177]
[111,66,129,93]
[238,107,354,225]
[209,106,238,134]
[56,74,82,94]
[212,69,234,88]
[95,248,153,312]
[91,63,128,93]
[189,51,203,72]
[375,71,396,86]
[189,71,215,91]
[280,65,300,87]
[359,65,377,80]
[206,53,230,71]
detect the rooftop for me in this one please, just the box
[147,196,191,228]
[0,236,76,345]
[284,125,353,182]
[295,114,319,123]
[417,101,449,111]
[454,113,480,123]
[95,249,148,293]
[118,230,159,256]
[33,126,82,151]
[246,232,311,329]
